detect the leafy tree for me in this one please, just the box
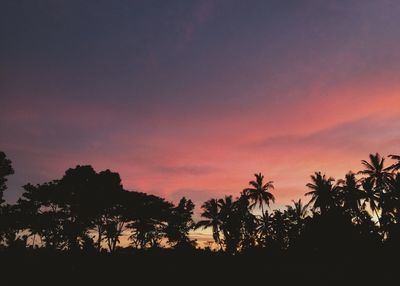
[125,191,172,250]
[17,181,65,249]
[0,204,26,248]
[165,197,195,248]
[0,151,14,204]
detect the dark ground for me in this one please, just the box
[0,248,397,285]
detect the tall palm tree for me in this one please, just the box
[217,196,241,253]
[196,199,221,246]
[387,154,400,172]
[358,153,391,192]
[305,172,339,215]
[243,173,275,218]
[338,172,363,215]
[361,177,381,223]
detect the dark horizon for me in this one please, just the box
[1,150,400,285]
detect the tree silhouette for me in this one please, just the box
[268,209,290,250]
[0,152,14,204]
[358,154,392,232]
[359,153,391,192]
[236,193,257,250]
[388,154,400,171]
[384,173,400,238]
[255,210,270,247]
[196,199,222,248]
[125,191,172,250]
[305,172,339,215]
[285,199,309,241]
[17,181,65,249]
[2,148,400,271]
[361,178,381,225]
[338,172,363,216]
[243,173,274,218]
[218,195,242,253]
[165,197,195,248]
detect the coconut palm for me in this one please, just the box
[243,173,275,218]
[384,173,400,219]
[358,153,391,192]
[217,195,242,253]
[305,172,339,215]
[286,199,309,225]
[338,172,363,215]
[387,154,400,172]
[285,200,309,245]
[361,177,381,223]
[196,199,222,246]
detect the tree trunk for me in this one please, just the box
[97,225,102,251]
[261,202,265,218]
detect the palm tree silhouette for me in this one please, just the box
[383,173,400,223]
[285,200,308,244]
[305,172,339,215]
[196,198,222,247]
[243,173,274,218]
[286,199,309,225]
[388,154,400,171]
[338,172,363,215]
[361,177,381,224]
[358,153,391,192]
[217,195,239,253]
[358,153,393,229]
[256,210,270,246]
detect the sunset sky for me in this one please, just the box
[1,0,400,220]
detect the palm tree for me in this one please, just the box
[387,173,400,200]
[384,173,400,220]
[217,195,241,253]
[305,172,339,215]
[358,153,391,192]
[361,177,381,223]
[286,199,309,225]
[338,172,363,215]
[256,210,270,246]
[387,154,400,172]
[268,209,289,250]
[243,173,275,218]
[285,199,309,243]
[196,199,221,246]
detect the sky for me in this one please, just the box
[1,0,400,220]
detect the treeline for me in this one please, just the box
[0,151,400,255]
